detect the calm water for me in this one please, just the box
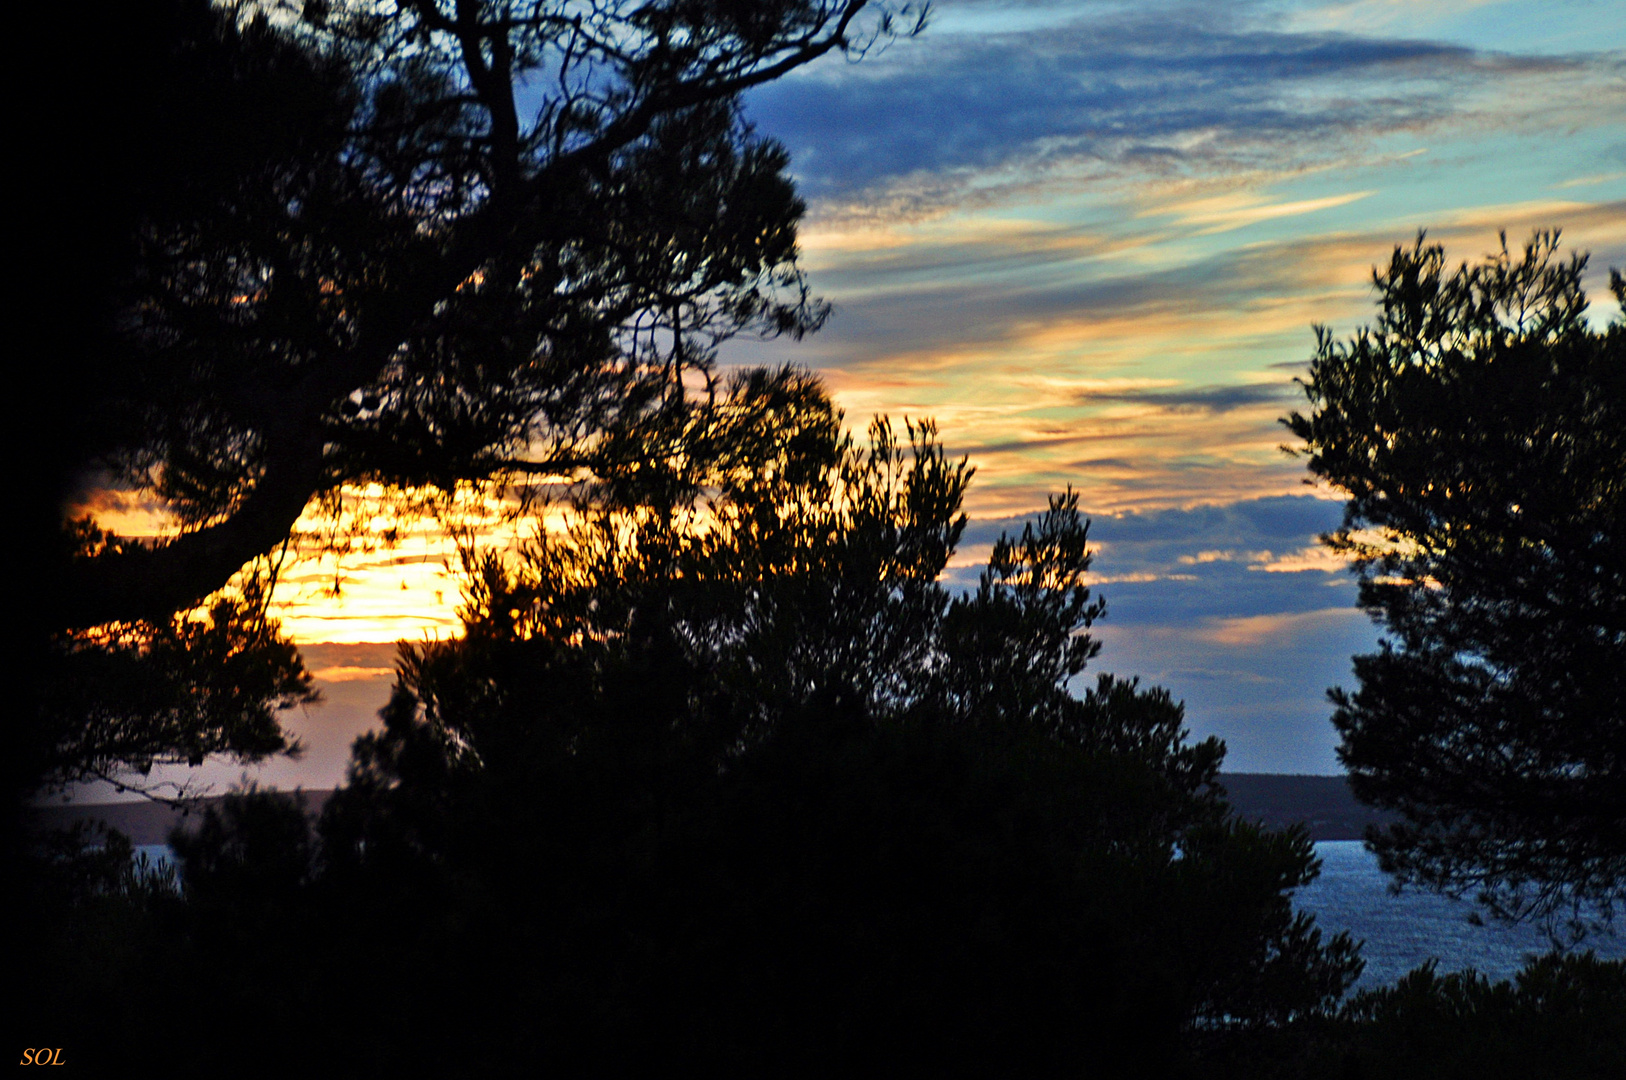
[1295,841,1625,990]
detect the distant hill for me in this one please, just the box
[1217,773,1399,841]
[28,790,335,846]
[30,774,1395,846]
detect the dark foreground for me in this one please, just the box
[30,772,1397,846]
[18,755,1624,1077]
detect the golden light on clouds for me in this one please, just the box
[69,478,542,646]
[786,187,1626,523]
[1194,607,1364,648]
[267,480,572,644]
[269,548,464,644]
[58,0,1623,781]
[70,0,1624,654]
[1145,190,1376,235]
[84,186,1622,646]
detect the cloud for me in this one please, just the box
[1091,605,1380,773]
[1089,571,1199,585]
[1195,606,1362,646]
[1253,545,1350,573]
[66,479,177,539]
[1553,171,1626,189]
[1081,381,1300,413]
[1149,190,1375,235]
[308,665,396,683]
[1171,543,1350,572]
[751,3,1620,220]
[757,16,1457,191]
[954,495,1355,620]
[986,489,1384,773]
[1281,0,1529,38]
[732,198,1626,516]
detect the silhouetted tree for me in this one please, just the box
[33,371,1360,1071]
[1285,231,1626,935]
[31,0,923,793]
[36,554,316,790]
[279,369,1357,1071]
[1326,952,1626,1080]
[22,0,347,802]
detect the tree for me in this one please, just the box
[1321,952,1626,1079]
[1285,231,1626,934]
[32,0,923,792]
[31,370,1361,1069]
[238,369,1354,1071]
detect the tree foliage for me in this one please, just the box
[30,522,318,793]
[33,0,919,792]
[74,370,1359,1072]
[1285,231,1626,933]
[1323,952,1626,1080]
[55,0,912,627]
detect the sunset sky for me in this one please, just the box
[82,0,1625,799]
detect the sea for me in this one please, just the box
[1296,841,1626,991]
[132,839,1624,993]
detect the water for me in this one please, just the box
[1294,841,1625,990]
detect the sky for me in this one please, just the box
[74,0,1625,800]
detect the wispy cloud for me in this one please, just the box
[308,665,397,683]
[1148,190,1375,234]
[754,2,1622,224]
[1080,381,1300,413]
[80,0,1623,790]
[1091,604,1378,772]
[744,199,1626,515]
[1195,606,1361,646]
[1553,172,1626,190]
[1254,545,1350,573]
